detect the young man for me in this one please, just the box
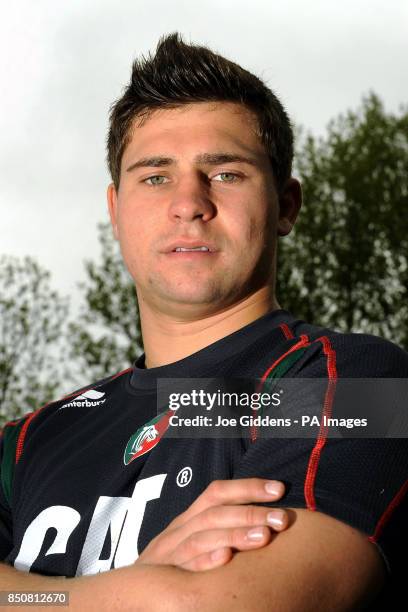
[1,32,407,610]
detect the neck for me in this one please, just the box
[137,287,281,369]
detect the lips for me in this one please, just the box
[162,239,218,253]
[166,250,216,259]
[174,246,209,252]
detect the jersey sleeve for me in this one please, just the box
[0,428,14,560]
[233,334,408,607]
[0,415,32,561]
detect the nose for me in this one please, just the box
[168,172,216,223]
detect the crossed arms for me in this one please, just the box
[0,478,386,611]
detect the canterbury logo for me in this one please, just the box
[59,389,106,410]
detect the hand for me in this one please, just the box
[137,478,288,571]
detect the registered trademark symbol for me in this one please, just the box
[176,466,193,487]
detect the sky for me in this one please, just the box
[1,0,407,310]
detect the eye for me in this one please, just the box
[212,172,240,183]
[144,175,169,186]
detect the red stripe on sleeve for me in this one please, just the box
[303,335,338,510]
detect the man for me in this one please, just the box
[1,32,407,610]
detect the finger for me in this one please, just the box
[149,504,287,562]
[172,478,285,527]
[172,525,272,567]
[179,547,233,572]
[188,504,288,533]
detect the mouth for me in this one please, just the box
[165,250,218,259]
[162,240,219,257]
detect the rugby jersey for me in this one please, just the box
[1,308,407,609]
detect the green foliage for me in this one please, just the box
[68,223,142,384]
[277,92,408,349]
[0,256,69,426]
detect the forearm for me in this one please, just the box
[0,562,192,612]
[182,511,387,612]
[0,479,289,610]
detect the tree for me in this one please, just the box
[0,255,69,426]
[277,92,408,349]
[68,223,142,385]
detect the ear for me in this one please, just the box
[277,178,302,237]
[107,183,119,240]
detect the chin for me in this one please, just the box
[166,291,218,305]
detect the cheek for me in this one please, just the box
[117,218,145,269]
[233,212,269,249]
[238,211,276,265]
[119,222,139,249]
[117,204,154,252]
[247,197,276,242]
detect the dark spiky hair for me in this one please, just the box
[107,32,294,193]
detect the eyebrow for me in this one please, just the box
[126,152,258,173]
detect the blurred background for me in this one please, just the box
[1,0,407,423]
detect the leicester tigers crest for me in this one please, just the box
[124,411,171,465]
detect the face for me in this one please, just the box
[108,101,298,318]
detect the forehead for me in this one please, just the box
[122,101,267,163]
